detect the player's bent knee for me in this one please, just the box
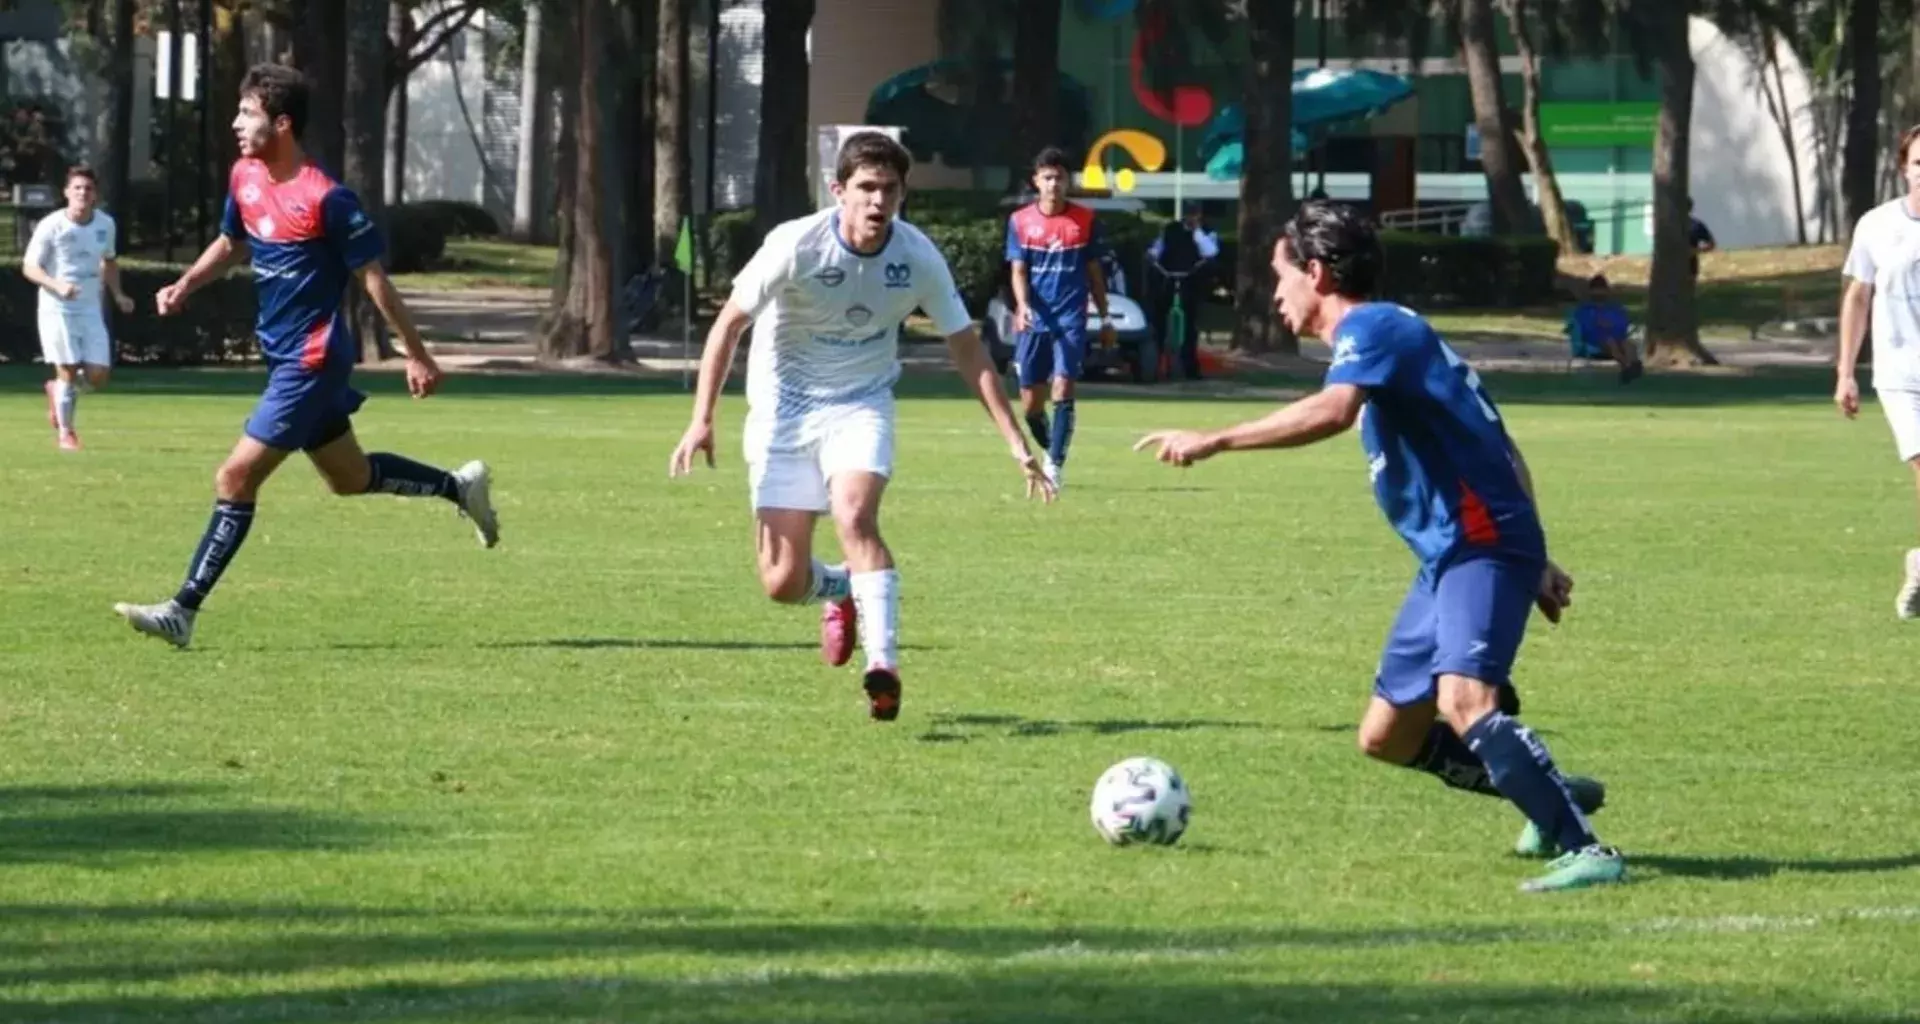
[757,560,811,604]
[84,366,110,388]
[1436,674,1500,733]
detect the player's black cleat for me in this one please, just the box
[863,666,901,722]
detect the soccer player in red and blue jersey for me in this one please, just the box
[113,64,499,649]
[1134,201,1625,893]
[1006,147,1113,493]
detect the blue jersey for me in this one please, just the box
[1005,202,1104,335]
[222,158,385,369]
[1323,303,1546,568]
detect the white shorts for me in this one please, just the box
[39,308,111,367]
[743,402,895,513]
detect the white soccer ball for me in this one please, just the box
[1090,756,1192,846]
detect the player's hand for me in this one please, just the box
[1835,375,1861,419]
[113,292,134,314]
[670,421,716,476]
[1013,305,1032,333]
[1133,429,1220,467]
[1016,451,1056,503]
[1535,560,1574,624]
[155,282,187,316]
[404,354,443,398]
[1099,322,1118,348]
[54,280,80,300]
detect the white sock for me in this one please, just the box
[54,380,76,433]
[809,560,851,603]
[850,568,899,670]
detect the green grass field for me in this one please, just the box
[2,364,1917,1022]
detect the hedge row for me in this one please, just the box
[0,261,257,365]
[706,207,1558,312]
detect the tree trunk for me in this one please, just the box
[753,0,815,239]
[539,0,623,362]
[343,0,394,362]
[512,0,550,242]
[621,0,655,301]
[540,2,580,336]
[1231,0,1293,354]
[1839,0,1881,241]
[384,0,409,207]
[1757,28,1808,245]
[1009,0,1061,181]
[1645,14,1715,367]
[654,0,690,283]
[1459,0,1531,235]
[94,0,135,248]
[294,0,347,175]
[1502,0,1575,254]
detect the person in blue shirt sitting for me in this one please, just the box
[1567,275,1643,384]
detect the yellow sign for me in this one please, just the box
[1082,130,1167,192]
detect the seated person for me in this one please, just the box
[1568,274,1643,383]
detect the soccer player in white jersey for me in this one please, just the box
[21,165,135,450]
[669,131,1053,721]
[1838,124,1920,618]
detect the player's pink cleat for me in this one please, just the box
[58,431,81,451]
[863,665,901,722]
[821,597,857,667]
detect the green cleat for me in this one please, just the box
[1520,844,1627,892]
[1514,775,1607,858]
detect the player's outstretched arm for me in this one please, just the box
[157,236,246,313]
[1135,384,1365,466]
[944,323,1054,501]
[669,299,752,477]
[356,262,443,397]
[1836,278,1872,418]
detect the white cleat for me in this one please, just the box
[1898,548,1920,620]
[452,460,500,548]
[113,599,195,649]
[1043,457,1063,494]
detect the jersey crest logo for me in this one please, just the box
[846,303,873,327]
[240,184,261,204]
[257,216,276,239]
[1330,336,1359,367]
[883,262,911,289]
[813,267,845,287]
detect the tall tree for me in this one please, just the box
[1837,0,1879,240]
[654,0,690,275]
[511,0,551,242]
[1459,0,1534,235]
[291,0,347,173]
[1499,0,1585,253]
[91,0,135,246]
[1231,0,1294,353]
[540,0,626,361]
[384,0,409,205]
[753,0,814,240]
[344,0,396,360]
[1634,0,1716,364]
[1009,0,1063,180]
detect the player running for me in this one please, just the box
[22,165,135,450]
[1134,201,1624,893]
[669,131,1052,722]
[112,63,498,649]
[1006,146,1114,493]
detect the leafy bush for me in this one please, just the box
[0,259,258,365]
[400,199,502,238]
[1376,232,1559,309]
[385,204,449,273]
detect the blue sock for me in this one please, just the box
[1463,711,1599,853]
[1410,723,1501,798]
[365,453,458,502]
[173,500,255,610]
[1048,399,1076,466]
[1025,411,1050,451]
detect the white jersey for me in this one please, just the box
[1843,198,1920,391]
[729,208,973,446]
[25,209,117,317]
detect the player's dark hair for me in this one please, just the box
[1897,124,1920,169]
[64,164,96,185]
[1280,199,1381,299]
[1033,146,1070,175]
[240,62,310,140]
[835,131,911,184]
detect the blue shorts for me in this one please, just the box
[1014,327,1087,388]
[245,359,366,452]
[1373,553,1542,706]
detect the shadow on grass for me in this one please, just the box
[918,711,1271,744]
[0,783,391,866]
[0,899,1891,1021]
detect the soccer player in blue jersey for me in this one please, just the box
[112,64,499,649]
[1007,147,1114,492]
[1135,201,1624,892]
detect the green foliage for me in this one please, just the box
[0,97,75,192]
[401,199,503,238]
[0,259,257,364]
[1376,231,1561,308]
[386,203,452,273]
